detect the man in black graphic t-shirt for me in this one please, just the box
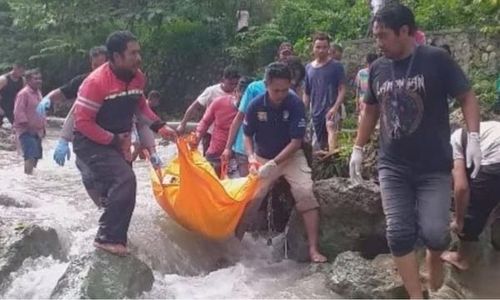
[349,4,481,298]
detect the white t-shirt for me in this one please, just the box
[196,83,230,107]
[196,83,231,134]
[450,121,500,166]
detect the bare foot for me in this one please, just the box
[94,241,129,256]
[310,249,327,263]
[441,251,469,271]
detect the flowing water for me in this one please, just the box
[0,126,338,299]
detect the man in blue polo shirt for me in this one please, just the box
[240,62,326,263]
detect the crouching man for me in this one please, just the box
[239,62,326,263]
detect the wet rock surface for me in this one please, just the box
[51,249,154,299]
[328,251,407,299]
[0,221,64,289]
[285,178,388,262]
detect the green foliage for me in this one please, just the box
[0,0,497,117]
[471,70,498,109]
[311,131,354,180]
[402,0,500,34]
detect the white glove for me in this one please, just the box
[349,145,364,184]
[258,160,277,178]
[466,132,482,179]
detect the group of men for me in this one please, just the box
[1,2,497,297]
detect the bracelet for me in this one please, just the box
[353,145,364,151]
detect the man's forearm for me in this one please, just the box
[335,84,346,107]
[458,90,480,133]
[180,101,200,125]
[274,139,301,165]
[47,89,66,104]
[354,104,379,147]
[244,135,254,157]
[225,112,244,150]
[303,94,310,109]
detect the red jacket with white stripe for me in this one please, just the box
[73,62,163,145]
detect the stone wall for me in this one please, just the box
[342,29,499,81]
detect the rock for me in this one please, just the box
[328,251,407,299]
[489,51,496,60]
[486,45,495,52]
[0,194,31,208]
[450,107,500,127]
[45,117,65,129]
[0,128,15,151]
[51,250,154,299]
[285,178,388,261]
[0,221,64,288]
[481,52,489,63]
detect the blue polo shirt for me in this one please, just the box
[233,80,266,155]
[243,92,306,159]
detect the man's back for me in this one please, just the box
[451,121,500,166]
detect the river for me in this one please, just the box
[0,126,338,299]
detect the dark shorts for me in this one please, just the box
[379,162,451,256]
[19,132,42,160]
[461,163,500,241]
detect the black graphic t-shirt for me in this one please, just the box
[365,45,470,172]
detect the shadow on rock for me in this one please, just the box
[284,178,388,262]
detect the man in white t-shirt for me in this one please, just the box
[177,66,240,153]
[442,121,500,270]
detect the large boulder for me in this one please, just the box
[0,221,64,288]
[51,250,154,299]
[0,128,15,151]
[328,251,407,299]
[285,178,387,261]
[327,251,472,299]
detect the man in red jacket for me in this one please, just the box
[73,31,176,256]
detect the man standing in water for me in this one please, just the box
[241,62,326,263]
[13,69,44,175]
[73,31,176,256]
[349,4,481,297]
[0,63,25,127]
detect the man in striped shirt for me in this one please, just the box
[73,31,176,256]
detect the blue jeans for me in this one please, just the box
[379,163,451,257]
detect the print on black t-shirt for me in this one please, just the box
[365,45,470,172]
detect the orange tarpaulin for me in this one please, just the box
[150,137,259,240]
